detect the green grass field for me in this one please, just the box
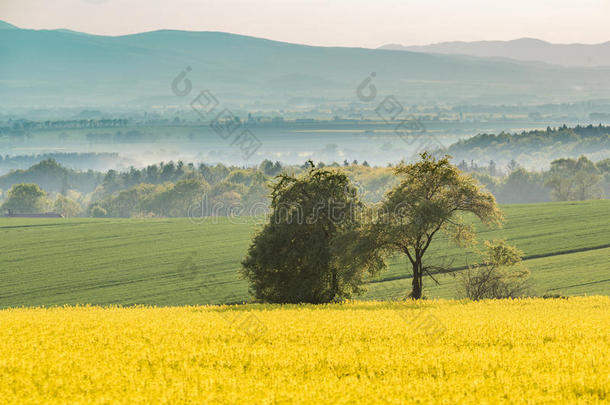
[1,200,608,308]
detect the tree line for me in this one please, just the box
[447,124,610,167]
[0,155,608,218]
[0,118,129,135]
[0,152,121,174]
[459,156,609,203]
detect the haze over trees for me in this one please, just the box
[545,156,604,201]
[0,152,608,218]
[461,156,609,203]
[447,124,610,168]
[0,152,121,175]
[1,6,609,403]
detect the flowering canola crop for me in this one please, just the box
[0,297,608,404]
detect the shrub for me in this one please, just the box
[90,205,107,218]
[458,240,530,300]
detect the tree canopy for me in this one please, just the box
[371,153,503,299]
[240,167,384,303]
[1,183,48,213]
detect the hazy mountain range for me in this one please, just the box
[2,21,610,108]
[380,38,610,68]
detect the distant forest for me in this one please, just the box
[0,154,608,218]
[0,152,124,174]
[448,124,610,167]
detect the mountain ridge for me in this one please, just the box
[2,21,610,107]
[379,38,610,67]
[0,20,18,30]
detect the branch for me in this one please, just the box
[423,266,441,285]
[403,246,415,265]
[421,224,443,255]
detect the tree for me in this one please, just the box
[1,183,48,213]
[54,194,82,217]
[496,168,550,204]
[372,153,503,299]
[458,240,529,300]
[240,167,383,303]
[95,184,159,218]
[596,158,610,197]
[259,159,273,175]
[142,178,209,217]
[90,205,107,218]
[259,159,282,176]
[507,159,519,173]
[488,160,497,177]
[545,156,603,201]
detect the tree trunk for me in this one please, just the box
[330,269,339,302]
[411,260,423,299]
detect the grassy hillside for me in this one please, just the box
[0,200,608,308]
[365,248,610,300]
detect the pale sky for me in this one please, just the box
[1,0,609,47]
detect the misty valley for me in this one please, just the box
[0,9,609,404]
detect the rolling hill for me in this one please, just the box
[380,38,610,68]
[2,22,610,107]
[0,199,608,308]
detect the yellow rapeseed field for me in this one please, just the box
[0,297,608,404]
